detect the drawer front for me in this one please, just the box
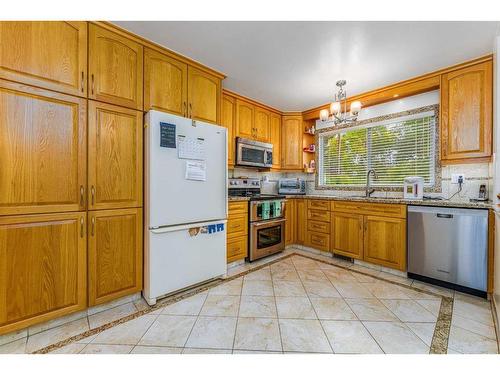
[229,201,248,215]
[227,214,248,238]
[307,220,330,234]
[307,209,331,222]
[307,199,330,211]
[332,200,406,218]
[306,231,330,252]
[227,236,247,263]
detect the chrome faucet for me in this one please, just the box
[365,169,378,197]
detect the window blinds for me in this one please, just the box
[319,110,436,188]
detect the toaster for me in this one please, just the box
[278,178,306,195]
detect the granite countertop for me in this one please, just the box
[283,194,492,209]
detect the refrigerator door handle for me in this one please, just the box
[150,220,228,234]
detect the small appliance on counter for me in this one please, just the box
[470,184,488,202]
[403,176,424,200]
[278,178,306,195]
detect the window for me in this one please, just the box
[318,107,437,189]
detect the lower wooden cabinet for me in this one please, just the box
[363,215,406,271]
[0,212,87,334]
[285,199,296,245]
[305,231,330,252]
[331,212,364,260]
[88,208,143,306]
[295,199,307,245]
[227,201,249,263]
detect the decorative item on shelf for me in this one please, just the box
[319,80,362,125]
[303,159,316,174]
[303,144,316,153]
[305,125,315,135]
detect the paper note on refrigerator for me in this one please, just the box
[177,135,206,160]
[185,160,206,181]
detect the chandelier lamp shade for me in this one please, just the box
[319,80,362,124]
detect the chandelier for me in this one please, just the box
[319,80,362,124]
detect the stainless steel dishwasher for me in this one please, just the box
[407,205,488,297]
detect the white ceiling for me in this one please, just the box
[114,21,500,112]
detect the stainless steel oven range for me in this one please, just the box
[228,178,286,262]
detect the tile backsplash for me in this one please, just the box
[230,162,493,202]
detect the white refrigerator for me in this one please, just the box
[144,110,228,305]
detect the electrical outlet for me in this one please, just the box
[451,173,465,184]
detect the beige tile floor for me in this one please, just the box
[0,248,498,354]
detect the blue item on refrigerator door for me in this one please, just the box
[208,224,216,233]
[216,223,224,232]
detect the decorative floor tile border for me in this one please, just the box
[35,250,458,354]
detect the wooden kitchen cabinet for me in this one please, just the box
[0,21,88,97]
[188,66,221,124]
[331,212,364,260]
[281,115,303,170]
[227,201,249,263]
[295,199,307,245]
[440,60,493,163]
[144,48,188,116]
[254,107,270,142]
[88,101,143,210]
[0,80,87,216]
[270,112,281,169]
[285,199,296,245]
[363,215,406,271]
[236,99,255,139]
[221,94,236,166]
[88,208,143,306]
[0,212,87,334]
[89,24,143,110]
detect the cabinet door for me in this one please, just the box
[0,21,87,97]
[363,215,406,271]
[88,101,143,210]
[331,212,363,259]
[89,24,143,110]
[188,66,220,124]
[285,200,296,245]
[0,212,87,334]
[441,61,492,163]
[222,94,236,166]
[296,199,307,245]
[144,48,188,115]
[254,107,270,142]
[281,116,303,169]
[0,80,87,216]
[88,208,143,306]
[270,113,281,169]
[236,99,255,139]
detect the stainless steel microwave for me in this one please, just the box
[236,137,273,168]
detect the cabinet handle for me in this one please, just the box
[80,185,85,207]
[91,74,95,95]
[81,71,84,93]
[91,216,95,236]
[80,217,84,238]
[183,102,187,117]
[189,103,193,118]
[91,185,95,206]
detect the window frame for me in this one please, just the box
[315,104,441,192]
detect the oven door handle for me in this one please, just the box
[252,218,286,227]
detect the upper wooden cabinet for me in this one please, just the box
[254,107,270,142]
[0,80,87,216]
[0,21,88,97]
[88,101,143,210]
[88,208,142,306]
[89,24,143,110]
[270,113,281,169]
[222,94,236,166]
[281,115,303,170]
[144,48,188,116]
[440,60,493,163]
[236,99,255,139]
[0,212,87,334]
[188,66,221,124]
